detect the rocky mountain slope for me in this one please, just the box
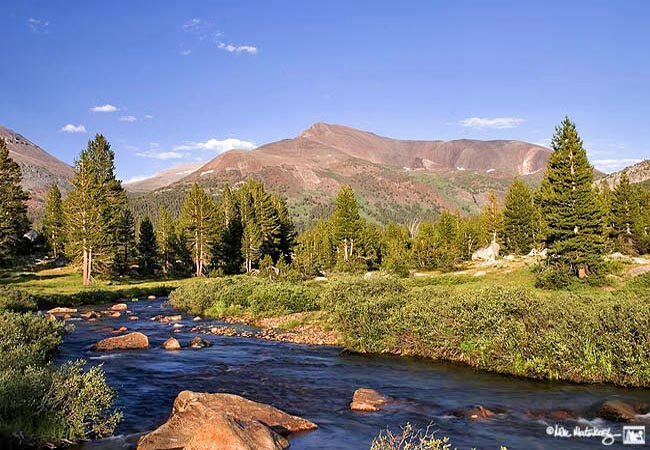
[0,125,73,216]
[124,162,204,193]
[598,159,650,189]
[134,123,553,227]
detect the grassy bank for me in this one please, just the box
[0,266,188,308]
[168,266,650,387]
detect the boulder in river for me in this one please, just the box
[147,295,157,300]
[186,414,289,450]
[597,400,638,422]
[451,405,496,421]
[162,337,181,350]
[111,303,128,311]
[189,336,211,349]
[136,391,316,450]
[129,316,140,321]
[350,388,391,412]
[160,314,183,324]
[47,307,77,315]
[80,311,101,320]
[94,332,149,351]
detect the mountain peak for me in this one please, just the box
[299,122,339,139]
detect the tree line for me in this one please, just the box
[1,118,649,288]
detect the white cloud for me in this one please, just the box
[144,114,154,119]
[60,124,86,134]
[174,137,257,153]
[459,117,525,129]
[180,49,192,56]
[91,104,118,113]
[593,159,642,173]
[216,42,258,55]
[28,17,49,33]
[124,175,151,184]
[119,115,137,122]
[136,150,186,160]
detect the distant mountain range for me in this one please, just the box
[0,125,73,217]
[598,159,650,190]
[5,122,645,228]
[128,123,555,226]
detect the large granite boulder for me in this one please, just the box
[94,332,149,351]
[137,391,317,450]
[350,388,391,412]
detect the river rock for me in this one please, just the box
[80,311,101,320]
[350,388,390,412]
[109,311,121,318]
[185,414,289,450]
[189,336,211,349]
[94,332,149,351]
[47,307,77,315]
[136,391,316,450]
[160,314,183,324]
[162,337,181,350]
[193,316,202,322]
[111,303,128,311]
[129,316,140,321]
[147,295,157,300]
[597,400,637,422]
[451,405,496,421]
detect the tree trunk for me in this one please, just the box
[82,247,89,286]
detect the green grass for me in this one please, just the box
[0,266,190,308]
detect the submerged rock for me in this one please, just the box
[94,332,149,351]
[451,405,496,421]
[597,400,638,422]
[80,311,101,320]
[111,303,128,311]
[137,391,316,450]
[350,388,391,412]
[160,314,183,324]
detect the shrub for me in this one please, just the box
[0,312,120,447]
[0,286,37,312]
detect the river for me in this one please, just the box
[57,298,650,450]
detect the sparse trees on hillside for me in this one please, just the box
[538,117,605,283]
[42,184,66,259]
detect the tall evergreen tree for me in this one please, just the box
[42,183,66,259]
[330,184,364,262]
[479,191,503,245]
[0,138,30,266]
[216,184,243,274]
[609,173,637,253]
[180,184,217,277]
[538,117,605,281]
[503,178,538,254]
[156,206,175,277]
[112,209,136,276]
[137,216,158,275]
[241,219,263,273]
[294,219,334,275]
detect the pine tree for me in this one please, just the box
[538,117,605,281]
[180,184,217,277]
[241,219,263,273]
[412,221,436,269]
[503,178,538,254]
[294,219,334,275]
[42,184,66,259]
[330,185,364,263]
[381,222,411,276]
[479,191,503,245]
[0,138,30,266]
[609,173,637,253]
[138,216,158,275]
[156,206,175,277]
[633,187,650,254]
[112,209,136,276]
[217,184,243,274]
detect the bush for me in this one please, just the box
[0,286,37,312]
[327,278,650,386]
[170,277,321,318]
[0,312,120,447]
[370,423,455,450]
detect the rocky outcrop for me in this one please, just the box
[472,241,500,263]
[94,332,149,351]
[137,391,317,450]
[162,337,181,350]
[350,388,390,412]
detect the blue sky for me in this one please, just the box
[1,0,648,181]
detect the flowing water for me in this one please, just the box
[57,298,650,450]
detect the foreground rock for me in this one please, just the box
[137,391,317,450]
[47,307,77,315]
[94,332,149,351]
[350,388,390,412]
[162,337,181,350]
